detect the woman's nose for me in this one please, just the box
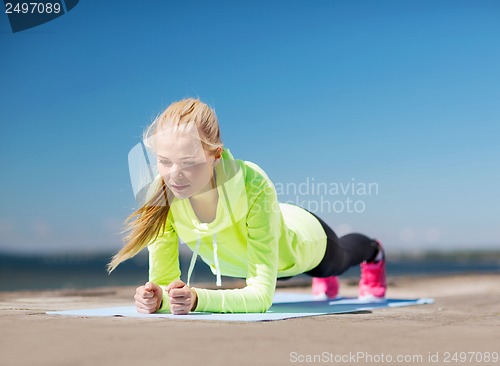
[170,165,185,177]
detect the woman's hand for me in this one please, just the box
[134,281,163,314]
[166,279,198,315]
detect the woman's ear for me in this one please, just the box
[213,147,223,165]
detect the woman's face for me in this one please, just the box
[155,130,218,199]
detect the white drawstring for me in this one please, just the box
[213,232,222,286]
[186,232,201,287]
[186,231,222,287]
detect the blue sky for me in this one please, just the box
[1,0,499,255]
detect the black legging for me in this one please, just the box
[279,205,380,280]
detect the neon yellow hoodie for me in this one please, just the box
[147,147,327,313]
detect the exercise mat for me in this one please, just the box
[46,291,434,322]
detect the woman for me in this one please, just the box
[107,97,386,314]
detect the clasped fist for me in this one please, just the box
[135,280,197,315]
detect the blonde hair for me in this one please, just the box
[106,97,223,274]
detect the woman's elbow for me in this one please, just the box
[245,296,273,313]
[258,295,273,313]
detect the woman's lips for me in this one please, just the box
[171,184,190,190]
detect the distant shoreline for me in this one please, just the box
[1,271,500,299]
[1,249,499,292]
[2,247,500,260]
[0,248,500,265]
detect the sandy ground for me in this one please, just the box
[1,272,499,366]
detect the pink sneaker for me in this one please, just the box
[312,276,340,299]
[358,239,387,301]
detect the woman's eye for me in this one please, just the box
[159,161,197,167]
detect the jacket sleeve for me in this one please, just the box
[147,211,181,313]
[191,181,280,313]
